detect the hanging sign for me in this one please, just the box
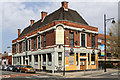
[101,44,105,56]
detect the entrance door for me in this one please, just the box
[80,59,86,70]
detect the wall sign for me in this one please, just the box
[69,57,74,65]
[56,26,64,45]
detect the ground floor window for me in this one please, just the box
[29,55,31,65]
[20,57,21,64]
[48,53,52,66]
[23,56,25,64]
[34,55,38,65]
[76,53,78,65]
[43,54,46,65]
[91,53,95,65]
[88,53,89,65]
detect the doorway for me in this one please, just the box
[80,59,86,70]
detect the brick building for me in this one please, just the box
[12,1,99,72]
[2,52,12,65]
[98,34,120,68]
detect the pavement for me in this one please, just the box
[36,68,120,78]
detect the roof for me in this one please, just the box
[19,7,88,37]
[98,34,112,40]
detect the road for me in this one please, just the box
[1,69,120,80]
[1,70,60,78]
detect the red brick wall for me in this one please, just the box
[2,56,12,65]
[12,21,98,43]
[12,21,98,52]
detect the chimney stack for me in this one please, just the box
[30,20,35,25]
[61,1,68,10]
[41,11,47,21]
[18,29,21,37]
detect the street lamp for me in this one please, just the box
[104,14,115,72]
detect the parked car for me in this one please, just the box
[0,65,2,70]
[7,65,15,71]
[20,65,36,73]
[3,65,9,71]
[2,65,5,70]
[13,65,23,72]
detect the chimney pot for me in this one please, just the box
[41,11,47,21]
[18,29,21,37]
[30,20,35,25]
[61,1,68,9]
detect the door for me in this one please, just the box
[80,59,86,70]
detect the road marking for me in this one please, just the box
[111,72,120,76]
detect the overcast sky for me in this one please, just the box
[0,0,119,54]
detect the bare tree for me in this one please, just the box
[107,20,119,58]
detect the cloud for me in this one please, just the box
[69,2,118,33]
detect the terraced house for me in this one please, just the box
[12,1,99,72]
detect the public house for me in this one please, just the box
[12,1,99,72]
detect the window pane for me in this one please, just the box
[69,32,74,46]
[38,36,40,49]
[81,34,85,47]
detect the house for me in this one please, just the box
[98,34,120,68]
[2,51,12,65]
[12,1,99,72]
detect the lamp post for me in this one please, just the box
[63,28,65,76]
[104,14,115,72]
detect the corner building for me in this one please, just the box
[12,1,99,72]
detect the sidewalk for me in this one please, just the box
[36,68,119,78]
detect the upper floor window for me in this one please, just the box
[23,41,25,52]
[92,36,95,48]
[33,37,36,50]
[38,36,41,49]
[98,39,102,43]
[20,43,22,53]
[107,53,111,58]
[25,40,28,51]
[98,45,101,49]
[69,32,74,46]
[15,44,16,53]
[107,40,110,44]
[81,34,85,47]
[43,35,46,48]
[28,39,31,51]
[17,43,19,53]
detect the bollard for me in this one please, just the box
[91,66,92,75]
[84,66,85,75]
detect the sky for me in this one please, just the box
[0,0,119,54]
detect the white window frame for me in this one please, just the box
[80,33,87,47]
[37,35,41,49]
[27,39,31,51]
[23,41,25,52]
